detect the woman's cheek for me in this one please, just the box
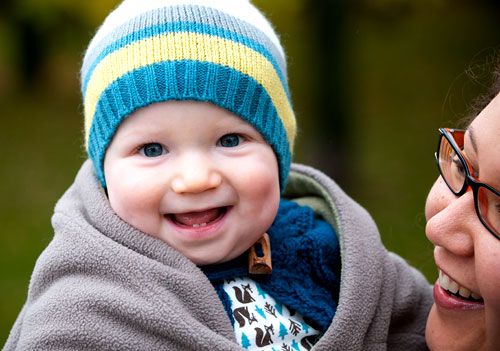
[425,177,456,221]
[477,244,500,308]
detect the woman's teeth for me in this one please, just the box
[439,270,482,301]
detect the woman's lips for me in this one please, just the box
[433,270,484,311]
[438,270,482,301]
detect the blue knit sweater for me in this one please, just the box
[201,199,341,332]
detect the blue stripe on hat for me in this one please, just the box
[88,60,291,189]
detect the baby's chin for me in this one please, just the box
[189,254,236,267]
[185,247,247,266]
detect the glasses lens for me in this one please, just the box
[478,186,500,237]
[438,135,466,193]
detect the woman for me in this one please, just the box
[425,69,500,350]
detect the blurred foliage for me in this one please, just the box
[2,0,500,344]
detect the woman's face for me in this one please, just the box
[425,92,500,350]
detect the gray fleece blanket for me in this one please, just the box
[4,161,432,350]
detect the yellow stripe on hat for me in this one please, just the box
[84,32,296,149]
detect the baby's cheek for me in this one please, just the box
[107,178,153,223]
[107,187,135,222]
[240,170,279,216]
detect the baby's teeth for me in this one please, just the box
[192,223,207,228]
[471,293,481,300]
[459,286,471,299]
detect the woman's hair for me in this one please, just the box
[461,55,500,126]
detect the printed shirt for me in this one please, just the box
[223,277,322,351]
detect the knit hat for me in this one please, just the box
[80,0,296,189]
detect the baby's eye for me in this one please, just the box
[140,143,166,157]
[217,134,241,148]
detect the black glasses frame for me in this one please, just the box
[436,127,500,241]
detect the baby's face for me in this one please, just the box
[103,100,280,265]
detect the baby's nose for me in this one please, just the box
[171,160,222,194]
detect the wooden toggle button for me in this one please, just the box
[248,233,272,274]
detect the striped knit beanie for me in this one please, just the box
[80,0,296,189]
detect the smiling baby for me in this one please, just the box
[4,1,433,350]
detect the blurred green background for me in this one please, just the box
[2,0,500,344]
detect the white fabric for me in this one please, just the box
[85,0,284,59]
[223,277,321,350]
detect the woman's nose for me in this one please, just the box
[170,154,222,194]
[425,177,475,257]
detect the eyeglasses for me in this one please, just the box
[436,128,500,241]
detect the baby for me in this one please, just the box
[4,1,432,350]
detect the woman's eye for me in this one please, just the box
[451,154,466,177]
[140,143,165,157]
[218,134,241,148]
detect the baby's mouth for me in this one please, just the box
[439,270,483,302]
[169,207,227,228]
